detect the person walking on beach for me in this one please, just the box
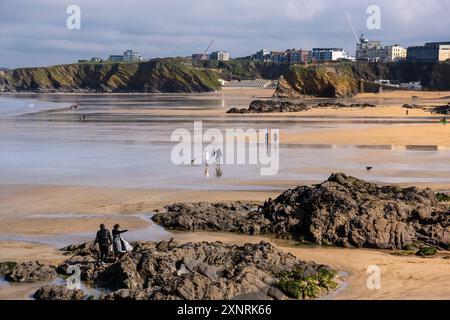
[273,132,278,144]
[214,148,223,165]
[112,224,133,261]
[94,224,113,266]
[204,149,211,166]
[265,129,269,147]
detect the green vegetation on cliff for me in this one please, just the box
[1,58,449,96]
[274,61,450,98]
[0,58,221,93]
[275,63,359,98]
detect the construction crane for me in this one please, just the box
[204,40,214,55]
[346,13,361,44]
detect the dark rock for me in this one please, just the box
[402,104,427,109]
[152,202,267,234]
[226,100,376,114]
[431,103,450,115]
[55,241,335,300]
[153,173,450,250]
[33,285,85,300]
[0,261,17,276]
[267,286,287,300]
[316,102,376,108]
[416,247,438,257]
[227,100,310,114]
[5,261,56,283]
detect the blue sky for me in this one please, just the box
[1,0,449,68]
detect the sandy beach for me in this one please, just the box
[0,184,449,300]
[1,88,449,300]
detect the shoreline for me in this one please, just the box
[1,230,449,300]
[0,180,449,300]
[1,89,449,300]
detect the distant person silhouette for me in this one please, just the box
[273,132,278,144]
[215,165,223,178]
[214,148,223,164]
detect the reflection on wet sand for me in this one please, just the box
[0,91,449,300]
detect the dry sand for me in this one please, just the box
[174,232,450,300]
[0,184,274,217]
[2,231,448,300]
[1,89,450,300]
[281,123,450,147]
[0,183,449,300]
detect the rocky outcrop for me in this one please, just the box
[274,62,450,98]
[315,102,376,108]
[153,174,450,250]
[227,100,310,114]
[226,100,376,114]
[0,58,220,93]
[431,103,450,115]
[0,261,17,276]
[2,60,450,95]
[41,240,336,300]
[152,202,268,235]
[402,104,427,109]
[5,261,56,282]
[274,64,359,99]
[33,285,86,300]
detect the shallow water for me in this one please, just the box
[0,214,172,247]
[1,95,449,191]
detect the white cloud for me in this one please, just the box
[0,0,449,68]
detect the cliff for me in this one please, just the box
[0,58,221,93]
[1,59,449,96]
[274,63,359,98]
[274,61,450,98]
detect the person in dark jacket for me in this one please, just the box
[94,224,113,265]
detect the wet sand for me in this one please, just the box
[1,231,449,300]
[174,232,450,300]
[1,89,450,300]
[281,123,450,148]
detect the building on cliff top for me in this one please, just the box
[407,42,450,63]
[209,51,230,61]
[311,48,348,62]
[251,49,311,64]
[356,36,406,62]
[108,50,144,62]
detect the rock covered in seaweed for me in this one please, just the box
[36,240,336,300]
[153,174,450,250]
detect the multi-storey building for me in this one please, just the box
[356,36,406,62]
[192,53,208,61]
[311,48,348,62]
[255,49,271,62]
[268,49,310,63]
[407,42,450,63]
[383,45,407,62]
[123,50,143,61]
[209,51,230,61]
[108,50,143,62]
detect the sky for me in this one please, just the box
[0,0,449,68]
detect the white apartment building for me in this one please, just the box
[209,51,230,61]
[356,36,406,62]
[312,48,348,62]
[383,45,407,62]
[108,50,143,62]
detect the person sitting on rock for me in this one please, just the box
[112,224,133,261]
[94,224,113,266]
